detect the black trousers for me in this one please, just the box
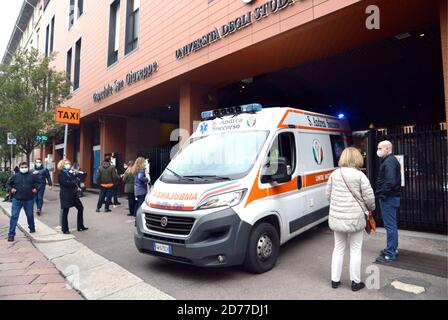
[97,187,113,210]
[127,193,136,216]
[62,198,84,232]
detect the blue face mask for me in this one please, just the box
[35,163,42,169]
[20,168,29,174]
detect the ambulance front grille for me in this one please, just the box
[144,213,195,235]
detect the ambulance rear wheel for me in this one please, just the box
[244,222,279,274]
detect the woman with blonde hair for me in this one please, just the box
[57,159,88,234]
[326,147,375,292]
[122,160,136,216]
[130,157,149,215]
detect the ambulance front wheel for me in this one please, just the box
[244,222,280,274]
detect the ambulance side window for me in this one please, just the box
[330,134,345,167]
[266,132,296,172]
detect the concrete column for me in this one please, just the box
[99,115,127,164]
[179,83,216,138]
[440,0,448,124]
[80,122,93,188]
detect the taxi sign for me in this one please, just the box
[55,106,80,125]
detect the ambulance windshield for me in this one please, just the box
[161,131,268,183]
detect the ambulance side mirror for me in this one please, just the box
[260,157,292,184]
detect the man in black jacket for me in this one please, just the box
[375,140,401,263]
[31,158,53,216]
[6,162,40,242]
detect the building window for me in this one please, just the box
[78,0,84,17]
[50,16,55,53]
[66,48,72,81]
[108,0,120,66]
[69,0,75,29]
[45,24,49,57]
[74,38,82,90]
[125,0,139,55]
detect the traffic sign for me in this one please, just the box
[55,106,81,125]
[36,135,48,143]
[7,133,16,145]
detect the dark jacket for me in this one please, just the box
[376,154,401,199]
[96,162,119,186]
[32,167,53,190]
[6,172,40,201]
[59,170,80,209]
[122,171,135,194]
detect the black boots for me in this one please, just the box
[7,236,14,242]
[351,281,365,292]
[78,227,89,232]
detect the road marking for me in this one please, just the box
[391,281,426,294]
[126,220,135,223]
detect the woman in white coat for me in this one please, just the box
[326,147,376,292]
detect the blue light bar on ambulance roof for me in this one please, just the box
[201,103,263,120]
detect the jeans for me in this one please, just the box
[380,196,400,258]
[113,186,120,204]
[97,188,113,210]
[62,198,84,232]
[135,195,146,215]
[127,193,136,216]
[9,199,35,237]
[35,187,46,211]
[331,230,363,283]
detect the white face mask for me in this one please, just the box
[35,163,42,168]
[20,168,29,174]
[377,149,385,158]
[64,164,72,170]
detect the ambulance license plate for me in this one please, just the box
[152,242,172,255]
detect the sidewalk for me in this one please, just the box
[0,213,83,300]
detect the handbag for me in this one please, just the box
[339,168,376,234]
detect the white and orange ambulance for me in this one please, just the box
[134,104,350,273]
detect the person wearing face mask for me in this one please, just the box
[121,161,136,216]
[6,162,40,242]
[58,159,88,234]
[375,140,401,263]
[31,158,53,216]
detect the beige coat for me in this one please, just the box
[326,168,376,233]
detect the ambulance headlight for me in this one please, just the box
[145,193,152,205]
[196,189,247,210]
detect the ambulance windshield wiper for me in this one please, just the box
[184,175,231,181]
[165,168,194,181]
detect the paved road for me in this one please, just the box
[36,189,447,300]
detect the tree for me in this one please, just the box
[0,48,71,164]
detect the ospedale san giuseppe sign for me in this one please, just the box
[92,0,296,103]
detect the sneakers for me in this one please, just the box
[351,281,365,292]
[29,229,36,234]
[105,209,112,212]
[331,281,341,289]
[375,254,396,263]
[7,236,14,242]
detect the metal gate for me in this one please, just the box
[138,146,172,184]
[375,125,448,234]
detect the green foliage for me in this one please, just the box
[0,171,10,192]
[0,48,71,162]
